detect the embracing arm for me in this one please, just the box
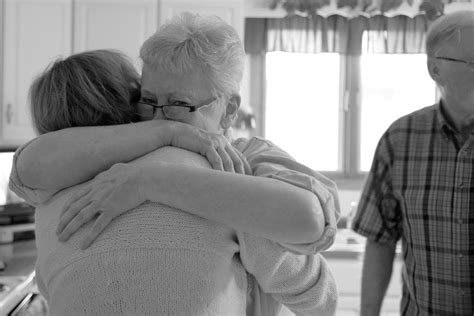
[140,162,325,243]
[14,120,235,196]
[16,120,171,191]
[58,146,324,246]
[239,232,338,315]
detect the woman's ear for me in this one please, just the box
[220,94,241,130]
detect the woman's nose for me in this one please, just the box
[153,110,166,120]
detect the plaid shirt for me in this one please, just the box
[352,102,473,315]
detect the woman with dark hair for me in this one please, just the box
[29,49,140,134]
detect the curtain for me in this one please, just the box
[244,0,471,54]
[270,0,471,20]
[362,15,428,53]
[266,15,349,53]
[245,14,428,54]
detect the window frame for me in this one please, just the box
[248,52,438,189]
[249,52,367,188]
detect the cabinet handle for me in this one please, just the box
[6,103,13,124]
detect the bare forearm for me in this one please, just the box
[360,239,396,316]
[17,121,171,190]
[142,163,325,243]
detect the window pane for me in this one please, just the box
[265,52,340,171]
[360,54,437,171]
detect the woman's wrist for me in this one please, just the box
[150,120,174,149]
[137,161,171,203]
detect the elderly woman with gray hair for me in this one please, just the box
[11,13,340,315]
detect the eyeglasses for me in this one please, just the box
[434,56,474,71]
[137,97,218,119]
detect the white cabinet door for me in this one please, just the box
[159,0,244,40]
[74,0,157,68]
[2,0,72,147]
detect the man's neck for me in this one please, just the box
[441,99,474,136]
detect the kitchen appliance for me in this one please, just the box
[0,150,35,244]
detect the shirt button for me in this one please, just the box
[458,253,464,259]
[458,182,464,188]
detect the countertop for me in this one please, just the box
[0,240,37,277]
[0,239,39,313]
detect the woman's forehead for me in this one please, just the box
[141,66,213,98]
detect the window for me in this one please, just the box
[264,52,437,180]
[360,54,437,171]
[266,52,341,171]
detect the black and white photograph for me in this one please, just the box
[0,0,472,315]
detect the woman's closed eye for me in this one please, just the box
[140,97,157,105]
[169,100,189,107]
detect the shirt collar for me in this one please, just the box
[436,100,457,138]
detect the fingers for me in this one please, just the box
[231,147,252,175]
[60,186,93,216]
[205,147,224,171]
[206,138,252,175]
[57,202,99,242]
[57,192,96,235]
[217,146,235,173]
[226,145,244,174]
[243,157,252,175]
[80,214,112,250]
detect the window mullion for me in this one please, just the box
[246,53,267,138]
[341,54,362,178]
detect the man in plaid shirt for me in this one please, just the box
[352,10,474,315]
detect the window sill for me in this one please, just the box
[319,172,367,191]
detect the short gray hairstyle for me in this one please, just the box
[426,10,474,57]
[140,12,245,97]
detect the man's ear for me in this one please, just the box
[427,58,442,83]
[220,94,241,130]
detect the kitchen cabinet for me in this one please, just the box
[159,0,244,40]
[74,0,157,68]
[1,0,246,146]
[1,0,72,147]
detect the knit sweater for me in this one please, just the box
[11,138,340,315]
[35,195,248,315]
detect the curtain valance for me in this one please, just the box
[245,14,428,54]
[270,0,471,20]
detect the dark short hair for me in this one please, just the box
[29,49,140,134]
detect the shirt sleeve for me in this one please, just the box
[238,231,338,316]
[9,139,58,206]
[351,132,403,243]
[233,137,341,254]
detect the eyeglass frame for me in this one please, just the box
[137,96,218,117]
[433,56,474,70]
